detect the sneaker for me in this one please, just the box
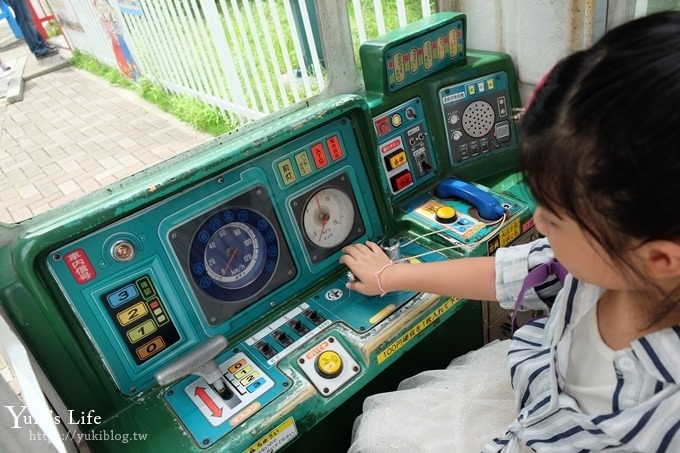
[35,48,59,59]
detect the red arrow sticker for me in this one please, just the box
[195,386,223,417]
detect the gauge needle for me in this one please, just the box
[316,195,329,238]
[222,248,238,275]
[319,216,328,238]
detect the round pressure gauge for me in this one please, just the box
[303,187,355,249]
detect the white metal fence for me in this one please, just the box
[44,0,676,126]
[48,0,434,124]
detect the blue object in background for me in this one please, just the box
[0,0,23,39]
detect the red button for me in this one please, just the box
[391,171,413,191]
[396,172,413,189]
[311,143,328,169]
[149,300,159,309]
[326,135,344,161]
[375,117,391,137]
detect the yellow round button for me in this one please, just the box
[435,206,457,224]
[391,113,402,128]
[315,350,343,378]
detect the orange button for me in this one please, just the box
[228,358,247,374]
[135,336,166,361]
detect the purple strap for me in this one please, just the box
[511,258,567,332]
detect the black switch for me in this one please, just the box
[287,318,309,335]
[303,309,325,326]
[273,329,293,347]
[255,340,276,359]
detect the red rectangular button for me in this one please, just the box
[311,143,328,169]
[391,171,413,192]
[326,135,344,161]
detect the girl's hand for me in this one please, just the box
[339,241,393,296]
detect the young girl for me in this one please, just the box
[340,11,680,452]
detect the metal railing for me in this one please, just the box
[51,0,434,124]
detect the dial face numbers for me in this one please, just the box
[303,187,355,248]
[204,222,266,289]
[189,208,279,302]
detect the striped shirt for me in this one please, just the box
[483,238,680,452]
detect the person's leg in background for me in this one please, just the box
[4,0,56,58]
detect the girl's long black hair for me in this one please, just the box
[520,11,680,325]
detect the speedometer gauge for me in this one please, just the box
[204,222,266,289]
[169,185,296,326]
[188,208,279,302]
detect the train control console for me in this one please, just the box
[0,12,537,453]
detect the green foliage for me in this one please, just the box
[45,20,62,38]
[70,51,237,136]
[71,51,133,89]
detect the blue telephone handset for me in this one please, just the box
[434,178,505,221]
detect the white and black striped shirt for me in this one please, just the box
[484,238,680,452]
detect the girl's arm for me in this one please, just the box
[339,241,497,301]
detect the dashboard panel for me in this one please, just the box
[46,114,380,396]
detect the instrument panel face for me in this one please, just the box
[439,71,517,165]
[45,113,380,395]
[168,186,297,326]
[290,172,365,265]
[100,275,181,365]
[385,17,465,92]
[373,97,436,198]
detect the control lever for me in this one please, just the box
[346,239,402,284]
[380,238,402,261]
[154,335,232,399]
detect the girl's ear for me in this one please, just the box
[638,240,680,279]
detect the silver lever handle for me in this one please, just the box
[154,335,229,393]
